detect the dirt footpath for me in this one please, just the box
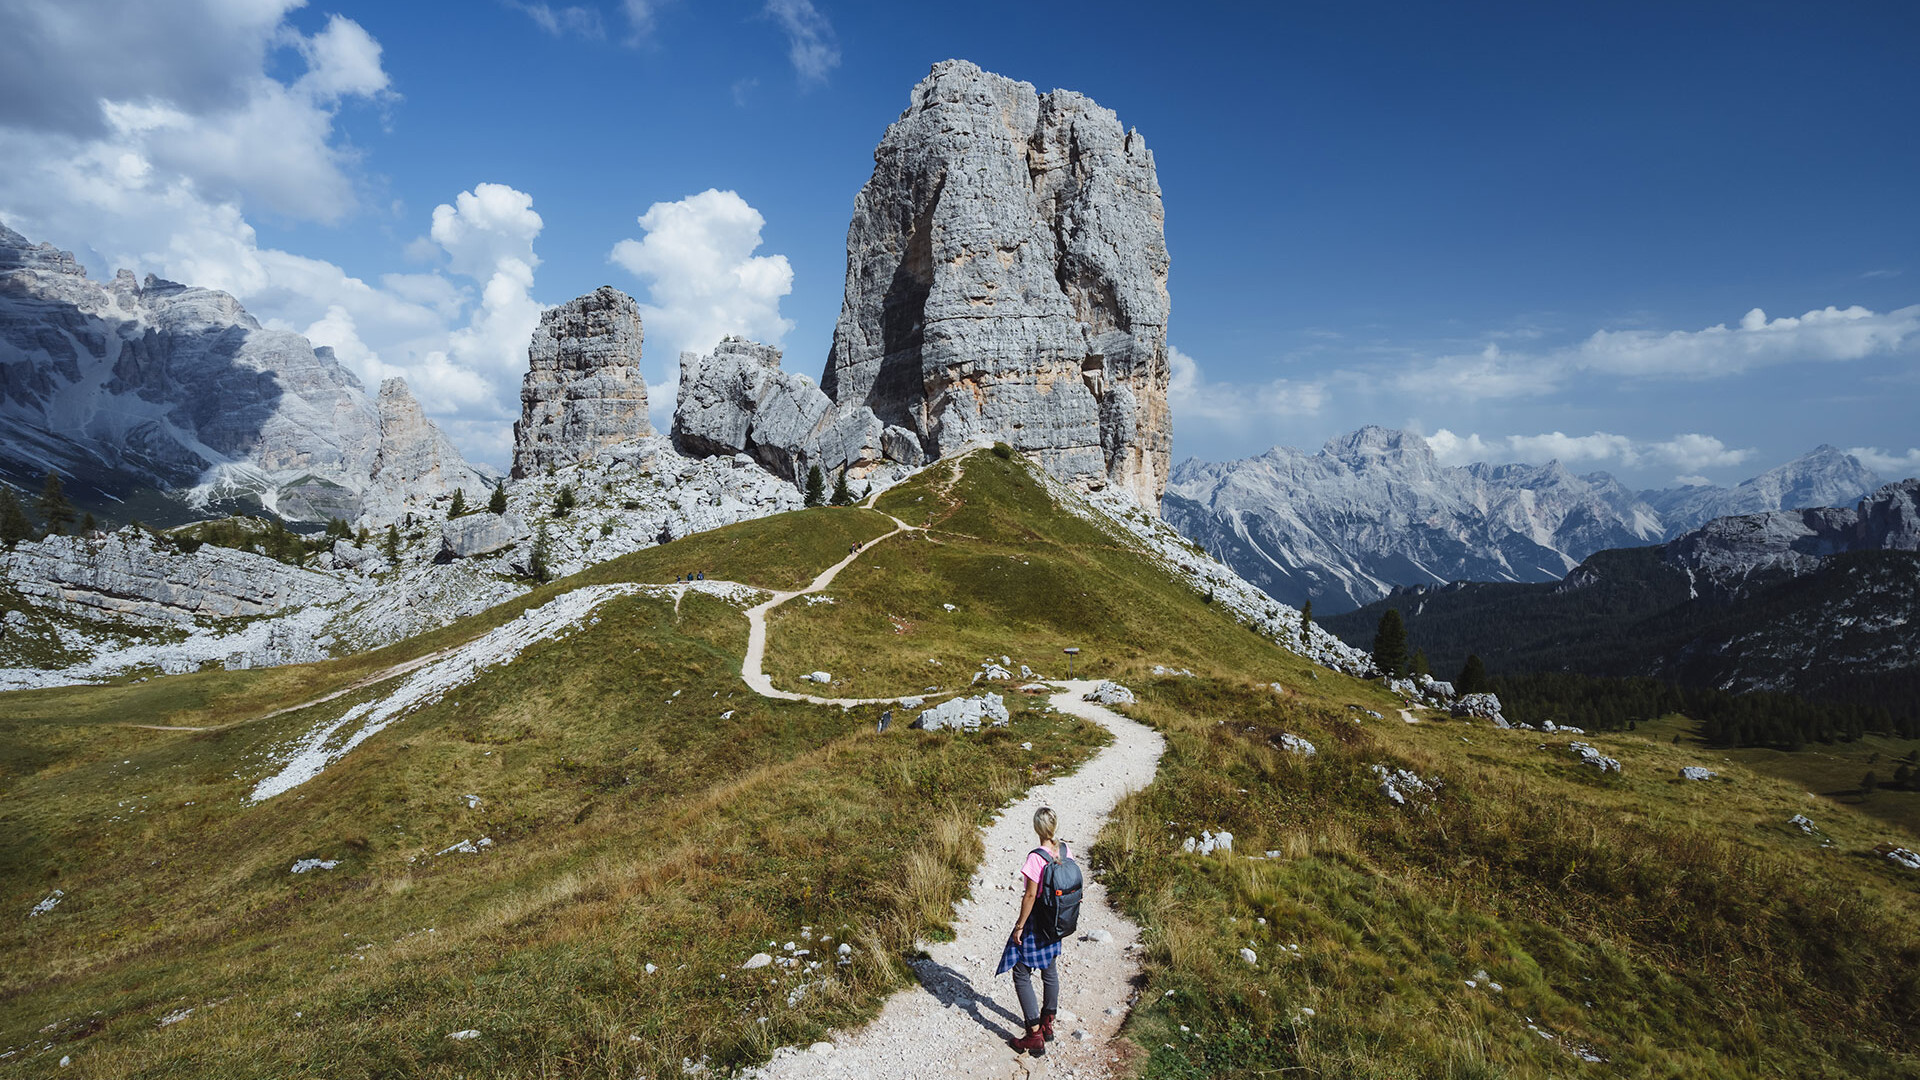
[752,680,1165,1080]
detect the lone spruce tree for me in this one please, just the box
[1298,599,1313,644]
[830,469,851,506]
[488,481,508,514]
[383,523,401,562]
[1371,608,1409,678]
[448,488,466,517]
[37,470,75,537]
[804,465,825,507]
[1455,653,1491,696]
[0,486,31,547]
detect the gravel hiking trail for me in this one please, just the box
[739,512,933,708]
[752,680,1165,1080]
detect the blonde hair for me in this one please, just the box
[1032,807,1057,843]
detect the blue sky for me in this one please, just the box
[2,0,1915,486]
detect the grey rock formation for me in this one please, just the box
[672,337,833,481]
[513,286,651,478]
[0,531,351,626]
[812,61,1170,504]
[439,512,529,560]
[0,224,481,525]
[370,379,491,510]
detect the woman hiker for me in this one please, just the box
[999,807,1068,1054]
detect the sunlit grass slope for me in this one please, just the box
[1096,679,1920,1079]
[0,505,1102,1078]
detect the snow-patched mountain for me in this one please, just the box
[1165,427,1889,614]
[1641,445,1886,537]
[0,224,488,525]
[1164,427,1665,612]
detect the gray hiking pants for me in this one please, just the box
[1013,960,1059,1023]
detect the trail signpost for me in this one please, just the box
[1064,647,1081,677]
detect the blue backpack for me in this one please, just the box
[1031,845,1083,944]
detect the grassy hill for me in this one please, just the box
[3,451,1917,1078]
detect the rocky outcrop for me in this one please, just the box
[672,338,831,480]
[512,286,651,478]
[0,531,352,627]
[439,512,528,559]
[816,60,1171,507]
[0,224,482,525]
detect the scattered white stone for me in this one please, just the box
[27,890,64,917]
[447,1029,481,1041]
[290,859,339,874]
[806,671,832,684]
[645,963,658,974]
[1882,845,1920,871]
[942,603,956,611]
[980,663,1013,680]
[1182,830,1233,855]
[1371,764,1439,807]
[1450,692,1508,727]
[1679,766,1716,781]
[1277,733,1316,756]
[913,692,1010,731]
[1239,947,1257,965]
[1568,742,1621,773]
[1082,681,1135,706]
[743,952,773,970]
[720,710,734,720]
[1084,928,1112,943]
[1150,665,1195,677]
[1021,741,1033,750]
[898,696,924,708]
[1788,814,1817,834]
[157,1008,193,1027]
[837,942,852,956]
[804,595,836,606]
[463,794,481,809]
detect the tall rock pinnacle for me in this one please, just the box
[824,59,1172,509]
[513,286,652,478]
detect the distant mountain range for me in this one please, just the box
[0,225,488,527]
[1164,426,1889,613]
[1321,478,1920,720]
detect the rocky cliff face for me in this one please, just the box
[0,530,353,626]
[0,224,483,524]
[512,286,651,478]
[819,60,1171,507]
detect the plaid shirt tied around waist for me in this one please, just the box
[996,925,1062,975]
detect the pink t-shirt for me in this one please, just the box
[1022,842,1070,885]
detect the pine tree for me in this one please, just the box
[553,485,575,517]
[0,486,31,547]
[1412,649,1431,677]
[1371,608,1410,678]
[448,488,467,517]
[1862,770,1879,795]
[36,470,75,536]
[80,512,97,534]
[830,470,852,506]
[488,481,508,514]
[861,481,873,502]
[1298,600,1313,644]
[528,522,551,583]
[383,523,400,562]
[1456,654,1491,696]
[804,465,825,507]
[355,525,369,549]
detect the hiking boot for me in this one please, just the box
[1039,1010,1056,1042]
[1009,1025,1046,1055]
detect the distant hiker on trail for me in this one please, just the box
[998,806,1084,1055]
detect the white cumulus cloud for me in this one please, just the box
[1168,346,1327,429]
[610,188,795,387]
[1398,304,1920,400]
[1847,446,1920,478]
[1425,428,1753,475]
